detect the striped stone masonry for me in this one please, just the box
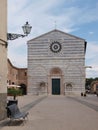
[27,29,86,95]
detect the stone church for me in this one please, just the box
[27,29,86,95]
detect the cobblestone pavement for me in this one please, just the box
[0,95,98,130]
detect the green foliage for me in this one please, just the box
[85,77,98,89]
[7,88,22,96]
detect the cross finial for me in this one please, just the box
[54,21,57,29]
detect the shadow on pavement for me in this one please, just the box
[0,120,25,127]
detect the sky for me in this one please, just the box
[8,0,98,78]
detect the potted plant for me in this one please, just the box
[8,87,22,99]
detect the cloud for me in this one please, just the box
[8,0,98,35]
[89,32,94,35]
[85,41,98,77]
[8,0,98,77]
[86,41,98,60]
[8,45,27,68]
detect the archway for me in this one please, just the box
[19,84,27,95]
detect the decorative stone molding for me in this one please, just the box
[39,81,46,87]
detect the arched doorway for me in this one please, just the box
[19,84,27,95]
[49,67,63,95]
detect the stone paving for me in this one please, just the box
[67,95,98,112]
[0,94,98,130]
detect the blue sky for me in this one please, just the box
[8,0,98,78]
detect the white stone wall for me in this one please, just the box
[27,30,86,95]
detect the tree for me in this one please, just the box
[85,77,98,90]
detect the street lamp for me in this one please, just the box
[7,22,32,40]
[85,66,92,69]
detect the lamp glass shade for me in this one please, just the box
[22,22,32,35]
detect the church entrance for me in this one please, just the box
[52,79,60,95]
[49,67,63,95]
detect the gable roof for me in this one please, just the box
[27,29,87,53]
[28,29,86,43]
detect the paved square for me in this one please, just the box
[1,95,98,130]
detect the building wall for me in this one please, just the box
[7,59,27,93]
[91,81,98,93]
[7,59,18,85]
[27,30,86,95]
[0,0,7,120]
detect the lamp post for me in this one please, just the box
[85,66,92,69]
[7,22,32,40]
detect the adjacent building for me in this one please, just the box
[27,29,86,95]
[7,59,27,95]
[0,0,7,120]
[90,81,98,94]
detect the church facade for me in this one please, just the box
[27,29,86,95]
